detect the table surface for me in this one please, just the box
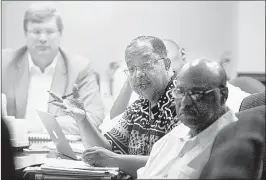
[14,151,122,180]
[14,150,78,170]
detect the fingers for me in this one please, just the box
[72,84,80,99]
[52,102,67,109]
[82,150,99,166]
[63,109,74,117]
[68,99,85,110]
[48,90,63,103]
[82,146,102,155]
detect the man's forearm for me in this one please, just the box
[116,154,149,178]
[110,80,133,119]
[76,113,111,150]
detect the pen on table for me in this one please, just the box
[48,92,73,103]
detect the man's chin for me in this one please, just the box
[134,85,152,96]
[180,114,199,128]
[36,50,51,54]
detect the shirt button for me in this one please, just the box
[179,152,184,157]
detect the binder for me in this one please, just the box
[22,159,120,180]
[28,133,81,144]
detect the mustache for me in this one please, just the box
[133,79,151,87]
[179,107,198,116]
[136,79,150,85]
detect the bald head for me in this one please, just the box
[176,59,229,134]
[125,36,167,63]
[163,39,180,61]
[178,59,227,88]
[163,39,186,72]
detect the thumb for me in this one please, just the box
[72,84,80,99]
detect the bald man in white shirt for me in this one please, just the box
[137,59,239,179]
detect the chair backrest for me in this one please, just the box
[200,105,265,179]
[239,91,265,111]
[229,76,265,94]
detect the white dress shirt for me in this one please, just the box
[25,53,58,133]
[226,82,250,112]
[137,110,238,179]
[2,93,8,116]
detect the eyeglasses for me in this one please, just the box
[27,29,59,38]
[124,58,165,76]
[172,87,221,101]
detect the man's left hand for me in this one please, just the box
[82,146,119,167]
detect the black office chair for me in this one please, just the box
[229,76,265,94]
[200,92,265,179]
[199,105,265,179]
[239,91,265,111]
[1,118,21,180]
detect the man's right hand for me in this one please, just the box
[48,84,86,121]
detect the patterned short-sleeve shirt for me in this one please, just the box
[104,73,179,155]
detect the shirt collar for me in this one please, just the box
[28,52,58,74]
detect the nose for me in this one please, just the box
[180,93,193,107]
[39,33,48,43]
[135,68,145,78]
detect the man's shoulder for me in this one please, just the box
[121,98,146,121]
[60,48,91,66]
[2,46,27,68]
[128,98,145,108]
[60,49,95,79]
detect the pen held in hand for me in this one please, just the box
[48,92,73,103]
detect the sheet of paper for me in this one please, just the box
[15,154,47,170]
[43,158,90,169]
[43,158,119,171]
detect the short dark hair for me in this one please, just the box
[125,36,167,62]
[24,3,63,33]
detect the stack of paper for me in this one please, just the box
[23,158,120,179]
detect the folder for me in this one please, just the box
[23,158,120,180]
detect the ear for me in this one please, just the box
[180,48,187,62]
[164,58,171,71]
[220,87,228,105]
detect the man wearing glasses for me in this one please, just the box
[49,36,180,177]
[2,3,104,134]
[137,58,239,179]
